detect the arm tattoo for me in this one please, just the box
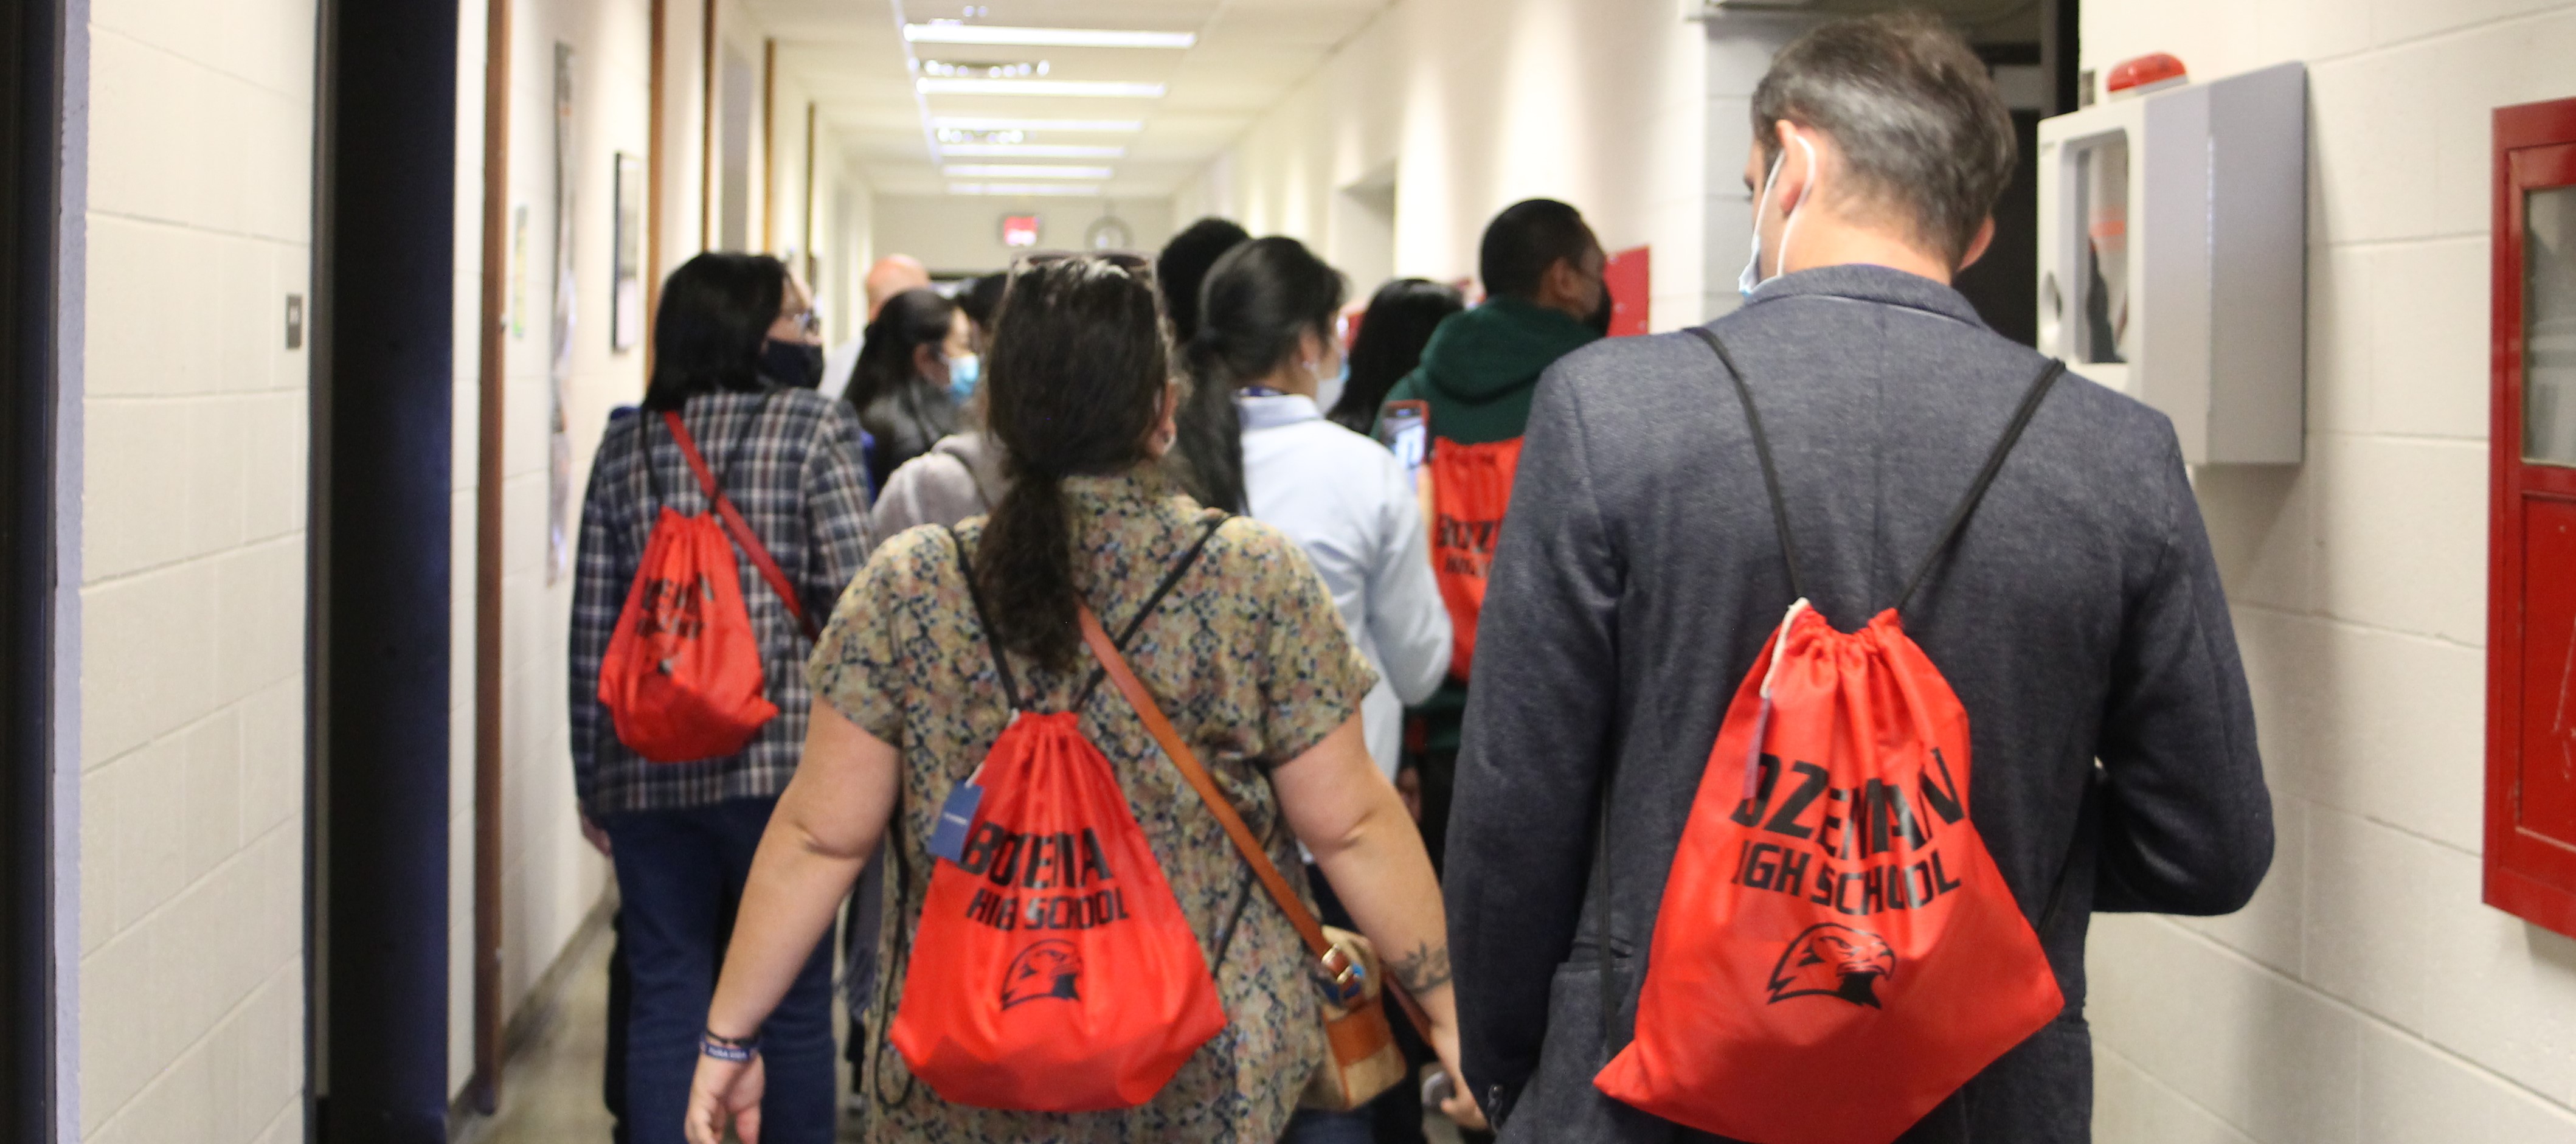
[1388,941,1453,994]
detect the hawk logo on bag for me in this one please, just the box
[1766,924,1896,1008]
[1592,332,2071,1144]
[1001,940,1084,1010]
[888,523,1229,1112]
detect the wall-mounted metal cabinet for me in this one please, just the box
[2035,61,2308,465]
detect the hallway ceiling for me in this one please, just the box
[1711,0,2042,43]
[749,0,1398,201]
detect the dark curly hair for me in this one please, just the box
[978,257,1170,670]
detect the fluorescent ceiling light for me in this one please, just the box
[906,23,1196,49]
[940,143,1126,158]
[944,164,1116,180]
[947,182,1108,198]
[918,78,1165,98]
[933,116,1144,133]
[921,58,1051,79]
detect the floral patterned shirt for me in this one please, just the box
[808,469,1378,1143]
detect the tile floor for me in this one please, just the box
[460,933,1464,1144]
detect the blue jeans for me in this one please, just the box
[1280,1108,1377,1144]
[606,797,836,1144]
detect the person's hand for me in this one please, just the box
[684,1050,764,1144]
[580,812,613,858]
[1427,1017,1489,1131]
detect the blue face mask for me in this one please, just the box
[946,352,982,404]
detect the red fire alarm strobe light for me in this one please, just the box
[2106,53,2189,99]
[1001,214,1040,248]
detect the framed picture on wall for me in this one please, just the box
[612,151,645,352]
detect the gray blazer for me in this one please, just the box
[1447,266,2273,1143]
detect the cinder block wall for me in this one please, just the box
[2082,2,2576,1139]
[71,0,315,1140]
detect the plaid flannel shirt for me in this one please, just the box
[569,389,876,817]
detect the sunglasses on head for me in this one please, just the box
[1012,250,1155,280]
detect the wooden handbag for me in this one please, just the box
[1079,608,1425,1111]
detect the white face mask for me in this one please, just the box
[1737,134,1818,297]
[1314,355,1348,414]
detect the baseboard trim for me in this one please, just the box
[447,883,621,1144]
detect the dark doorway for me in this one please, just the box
[1954,103,2043,347]
[0,1,63,1140]
[310,1,459,1140]
[1951,0,2076,350]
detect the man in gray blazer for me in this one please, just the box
[1445,13,2274,1141]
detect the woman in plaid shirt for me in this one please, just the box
[569,252,876,1144]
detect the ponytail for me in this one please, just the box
[1170,237,1345,513]
[977,258,1169,670]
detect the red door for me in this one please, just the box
[2487,100,2576,936]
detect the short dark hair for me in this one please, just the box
[1752,12,2017,266]
[1156,217,1252,342]
[1479,199,1598,300]
[643,252,787,411]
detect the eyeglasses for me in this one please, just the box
[779,308,820,336]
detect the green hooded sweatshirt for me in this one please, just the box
[1382,295,1602,446]
[1379,294,1601,752]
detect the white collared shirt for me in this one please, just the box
[1238,393,1452,779]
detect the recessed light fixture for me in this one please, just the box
[940,143,1127,158]
[906,23,1197,49]
[943,164,1116,180]
[948,182,1108,198]
[937,127,1027,145]
[933,117,1146,134]
[917,78,1165,99]
[920,58,1050,79]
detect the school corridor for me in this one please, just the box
[5,0,2576,1142]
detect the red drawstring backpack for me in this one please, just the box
[1428,435,1524,679]
[1593,330,2069,1144]
[887,522,1229,1112]
[597,407,817,763]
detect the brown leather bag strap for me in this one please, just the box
[1079,606,1332,959]
[1079,607,1439,1044]
[665,409,820,642]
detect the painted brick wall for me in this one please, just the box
[2080,2,2576,1139]
[1171,0,1711,331]
[71,0,314,1140]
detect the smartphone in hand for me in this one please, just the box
[1377,399,1430,487]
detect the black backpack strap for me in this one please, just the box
[944,525,1023,712]
[1893,359,2066,614]
[1074,514,1228,710]
[1687,327,1810,602]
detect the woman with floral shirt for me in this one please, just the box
[683,256,1474,1143]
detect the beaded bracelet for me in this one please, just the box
[701,1028,761,1063]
